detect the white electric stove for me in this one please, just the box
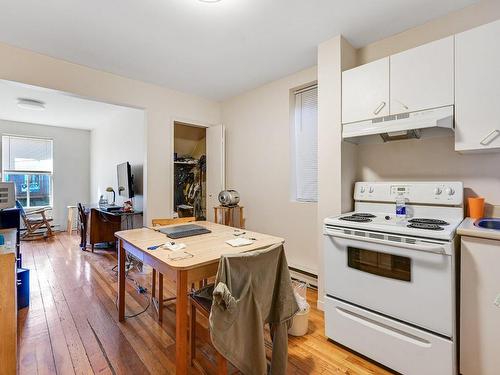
[323,181,464,375]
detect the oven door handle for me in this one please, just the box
[324,228,448,255]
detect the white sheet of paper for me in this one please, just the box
[225,238,254,247]
[162,243,186,251]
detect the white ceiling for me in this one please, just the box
[0,80,140,130]
[0,0,476,100]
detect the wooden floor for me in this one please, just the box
[18,232,394,375]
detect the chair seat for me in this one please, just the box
[190,293,212,315]
[190,284,214,316]
[27,218,53,224]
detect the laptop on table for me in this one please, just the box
[159,224,211,239]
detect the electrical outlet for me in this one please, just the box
[494,294,500,308]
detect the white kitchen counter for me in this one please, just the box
[457,218,500,241]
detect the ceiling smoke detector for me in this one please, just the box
[17,98,46,111]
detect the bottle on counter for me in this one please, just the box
[396,193,407,219]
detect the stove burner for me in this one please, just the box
[409,218,449,226]
[339,216,372,223]
[407,223,445,231]
[352,213,376,218]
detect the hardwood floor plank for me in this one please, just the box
[43,243,149,375]
[18,233,395,375]
[18,240,57,375]
[32,241,76,375]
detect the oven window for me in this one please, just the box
[347,247,411,282]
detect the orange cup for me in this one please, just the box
[468,197,485,219]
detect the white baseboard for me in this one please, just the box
[289,267,318,288]
[316,298,324,311]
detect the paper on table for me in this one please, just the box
[168,251,193,260]
[162,243,186,251]
[225,238,254,247]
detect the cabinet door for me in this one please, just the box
[390,36,454,114]
[455,20,500,152]
[460,236,500,375]
[342,57,389,124]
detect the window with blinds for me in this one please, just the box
[2,135,53,207]
[292,86,318,202]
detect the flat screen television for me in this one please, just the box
[117,162,134,199]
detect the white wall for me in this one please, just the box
[0,119,90,229]
[90,109,145,211]
[221,66,318,274]
[0,42,221,225]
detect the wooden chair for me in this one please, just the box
[77,203,89,251]
[190,293,228,374]
[67,205,77,235]
[150,216,196,321]
[151,216,196,227]
[16,201,54,240]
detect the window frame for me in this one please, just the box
[2,135,54,208]
[290,84,318,203]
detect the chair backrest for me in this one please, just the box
[151,216,196,227]
[77,203,87,223]
[214,243,295,314]
[15,201,31,230]
[15,201,27,219]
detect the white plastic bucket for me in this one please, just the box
[288,306,310,336]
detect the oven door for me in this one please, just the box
[324,225,455,337]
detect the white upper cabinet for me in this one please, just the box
[455,20,500,152]
[342,57,389,124]
[390,36,454,114]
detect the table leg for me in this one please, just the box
[152,269,156,300]
[176,270,188,374]
[158,272,164,322]
[118,240,126,322]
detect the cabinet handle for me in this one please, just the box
[394,99,409,111]
[373,101,386,115]
[480,129,500,146]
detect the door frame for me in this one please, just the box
[170,118,212,219]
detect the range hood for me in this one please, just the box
[342,106,454,143]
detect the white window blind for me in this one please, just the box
[292,86,318,202]
[2,136,54,208]
[2,136,53,173]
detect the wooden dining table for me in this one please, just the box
[115,221,284,374]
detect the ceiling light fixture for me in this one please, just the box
[198,0,222,3]
[17,98,46,111]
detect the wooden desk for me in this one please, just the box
[0,232,18,375]
[87,208,142,251]
[115,221,284,374]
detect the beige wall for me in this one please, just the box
[352,0,500,211]
[357,0,500,65]
[0,42,221,225]
[356,136,500,206]
[221,66,318,274]
[316,36,343,307]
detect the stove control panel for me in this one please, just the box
[354,182,463,206]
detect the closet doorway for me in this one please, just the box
[173,121,225,222]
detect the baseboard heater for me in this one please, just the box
[289,266,318,288]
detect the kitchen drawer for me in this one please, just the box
[324,296,455,375]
